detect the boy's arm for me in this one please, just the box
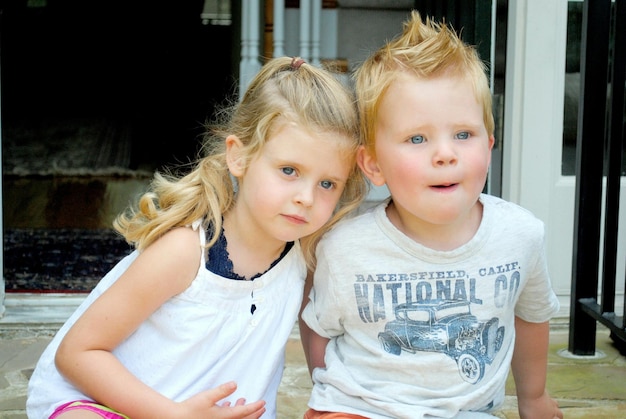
[511,316,563,419]
[299,270,330,376]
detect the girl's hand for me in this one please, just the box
[179,381,266,419]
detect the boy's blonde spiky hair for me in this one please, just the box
[354,10,495,152]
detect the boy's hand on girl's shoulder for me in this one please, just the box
[517,390,563,419]
[176,381,266,419]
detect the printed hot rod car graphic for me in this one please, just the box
[378,300,505,384]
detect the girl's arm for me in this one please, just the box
[511,316,563,419]
[55,227,265,419]
[298,271,330,376]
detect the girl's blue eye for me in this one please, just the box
[320,180,334,190]
[456,131,470,140]
[409,135,425,144]
[281,167,296,176]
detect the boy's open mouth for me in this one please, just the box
[432,183,458,189]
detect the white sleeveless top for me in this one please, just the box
[27,221,306,418]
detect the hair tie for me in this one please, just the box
[290,57,306,70]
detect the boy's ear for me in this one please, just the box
[487,134,495,167]
[357,145,386,187]
[225,135,246,177]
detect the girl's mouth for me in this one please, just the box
[283,214,307,224]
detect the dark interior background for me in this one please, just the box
[1,1,239,291]
[1,0,238,170]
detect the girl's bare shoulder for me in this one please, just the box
[129,226,203,293]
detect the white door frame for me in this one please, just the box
[502,0,572,317]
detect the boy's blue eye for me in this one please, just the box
[320,180,334,190]
[281,167,295,176]
[409,135,425,144]
[456,131,470,140]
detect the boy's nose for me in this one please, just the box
[433,141,458,166]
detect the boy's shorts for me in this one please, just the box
[303,408,368,419]
[50,400,130,419]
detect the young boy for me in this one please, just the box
[300,11,563,419]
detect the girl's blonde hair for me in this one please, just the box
[114,56,367,268]
[354,10,495,152]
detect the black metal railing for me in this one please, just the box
[569,0,626,355]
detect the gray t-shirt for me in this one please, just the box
[302,194,560,419]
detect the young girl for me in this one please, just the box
[26,56,367,419]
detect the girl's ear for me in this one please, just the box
[225,135,246,177]
[357,145,386,186]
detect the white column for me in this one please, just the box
[310,0,321,66]
[299,0,311,60]
[239,0,262,98]
[273,0,286,57]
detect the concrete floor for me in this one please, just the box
[2,177,626,418]
[0,297,625,419]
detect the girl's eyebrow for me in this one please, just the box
[326,175,348,185]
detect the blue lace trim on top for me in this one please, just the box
[206,223,294,281]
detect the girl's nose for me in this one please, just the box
[294,184,315,207]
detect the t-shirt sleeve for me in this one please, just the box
[301,242,343,339]
[515,224,560,322]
